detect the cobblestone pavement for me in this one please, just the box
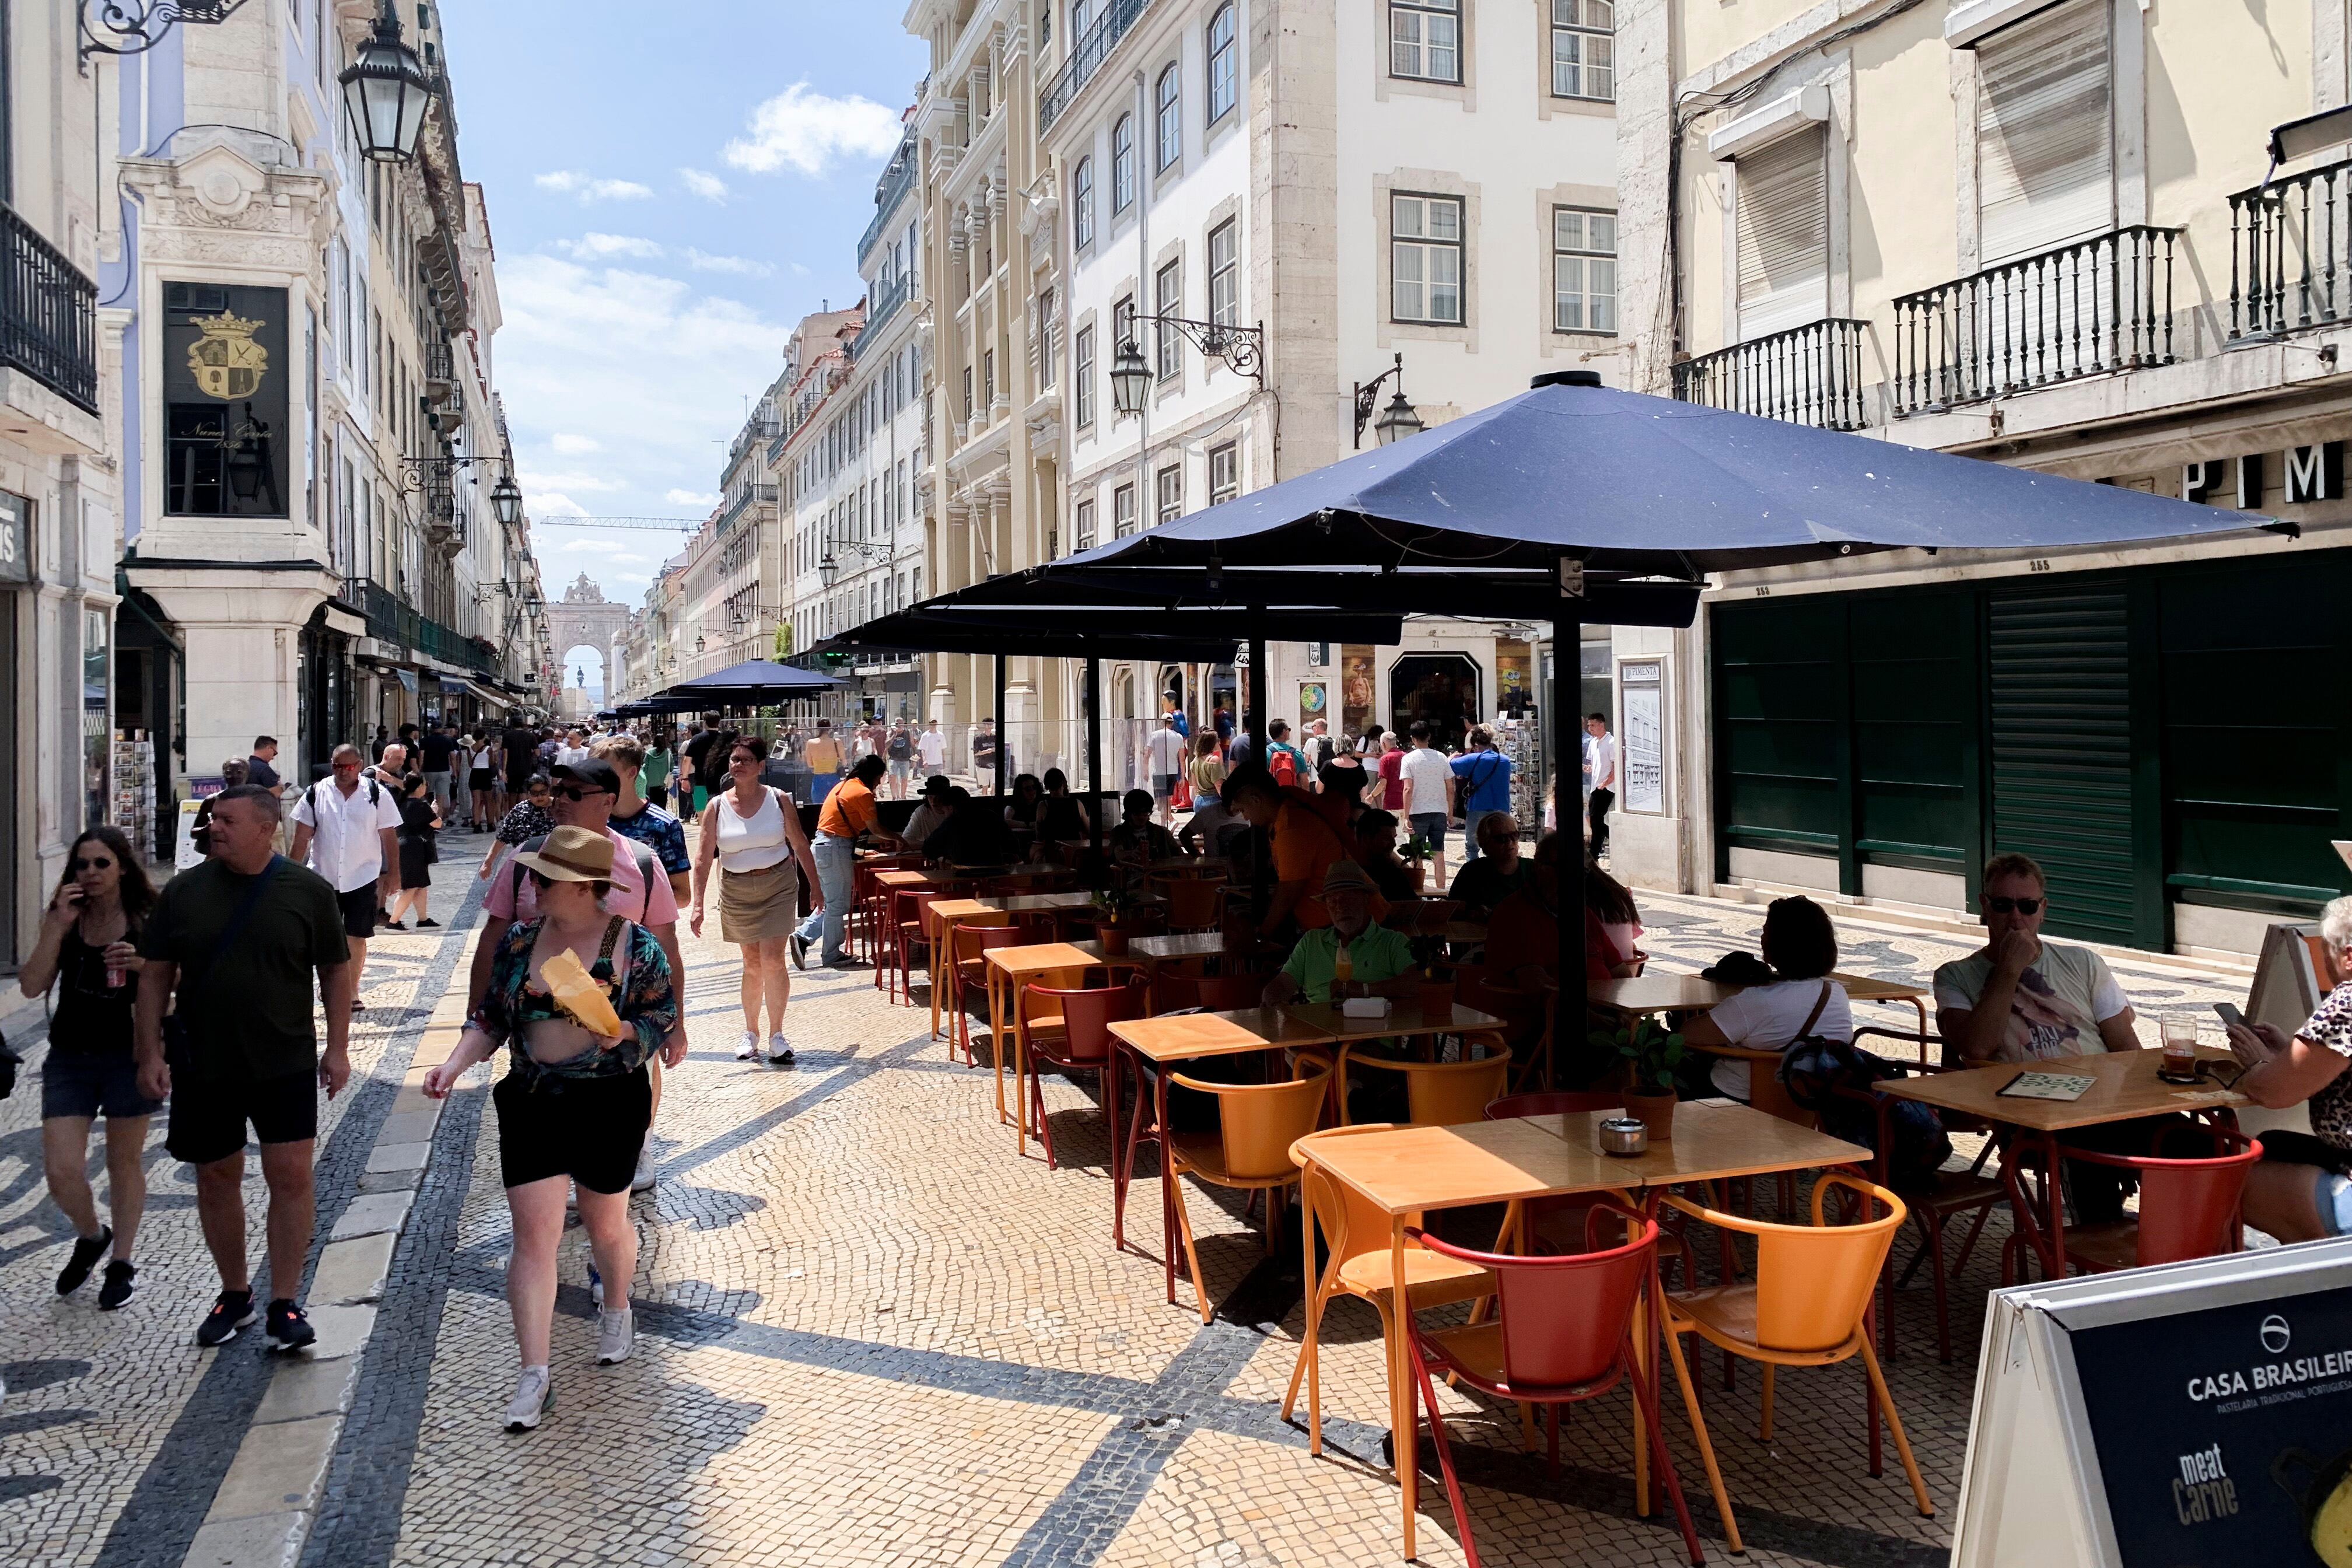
[1,849,2258,1567]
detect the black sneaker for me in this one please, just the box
[197,1289,257,1348]
[55,1226,113,1296]
[417,918,441,929]
[265,1300,317,1353]
[789,933,810,970]
[98,1260,138,1311]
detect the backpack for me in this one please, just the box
[313,777,383,814]
[1269,746,1298,787]
[1777,989,1953,1182]
[510,833,662,922]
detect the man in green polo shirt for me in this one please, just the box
[1262,861,1420,1008]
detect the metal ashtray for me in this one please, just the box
[1598,1116,1650,1157]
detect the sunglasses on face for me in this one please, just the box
[1986,896,2043,915]
[71,856,114,872]
[553,786,607,803]
[334,761,360,772]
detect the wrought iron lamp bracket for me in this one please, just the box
[79,0,253,69]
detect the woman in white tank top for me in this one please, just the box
[689,733,820,1065]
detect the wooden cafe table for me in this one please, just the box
[982,941,1110,1152]
[992,890,1101,939]
[1595,970,1932,1044]
[1308,1105,1870,1558]
[1878,1045,2248,1279]
[923,898,1000,1042]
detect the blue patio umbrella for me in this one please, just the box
[639,658,841,713]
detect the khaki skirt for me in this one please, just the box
[719,859,800,943]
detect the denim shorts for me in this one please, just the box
[43,1049,164,1121]
[2320,1172,2352,1237]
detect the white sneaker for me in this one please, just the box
[766,1033,795,1066]
[504,1366,552,1431]
[735,1031,758,1061]
[596,1308,635,1366]
[631,1155,656,1194]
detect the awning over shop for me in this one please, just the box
[636,657,844,713]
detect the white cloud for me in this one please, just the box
[554,232,664,260]
[664,488,722,507]
[551,537,631,555]
[549,433,600,455]
[722,83,902,177]
[680,167,729,202]
[535,170,655,203]
[684,249,774,277]
[532,493,591,517]
[517,467,625,494]
[789,261,811,278]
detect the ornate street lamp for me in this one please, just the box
[1109,338,1152,418]
[340,2,436,166]
[1374,387,1424,446]
[695,635,706,656]
[489,474,523,528]
[1352,354,1424,449]
[818,551,839,589]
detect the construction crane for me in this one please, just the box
[527,516,705,531]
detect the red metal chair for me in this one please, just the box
[886,887,939,1006]
[1021,971,1149,1170]
[1485,1091,1695,1280]
[1152,874,1225,933]
[950,921,1026,1067]
[1195,971,1265,1012]
[2003,1126,2261,1281]
[1404,1205,1706,1568]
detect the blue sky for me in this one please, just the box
[438,0,928,651]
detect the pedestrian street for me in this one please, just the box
[1,824,2259,1568]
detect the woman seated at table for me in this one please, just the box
[922,787,1016,866]
[1353,809,1423,902]
[1446,813,1531,921]
[1682,895,1852,1102]
[2224,895,2352,1243]
[1108,789,1182,869]
[1034,768,1091,858]
[1261,862,1420,1009]
[1484,838,1644,991]
[1002,774,1045,855]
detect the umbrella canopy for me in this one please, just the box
[1055,372,2277,579]
[814,602,1410,662]
[638,658,841,713]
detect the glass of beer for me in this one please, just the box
[2161,1015,2200,1078]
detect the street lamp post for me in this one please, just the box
[1112,316,1265,419]
[340,2,436,165]
[1352,353,1426,449]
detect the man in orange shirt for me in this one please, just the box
[793,755,905,968]
[1228,764,1357,939]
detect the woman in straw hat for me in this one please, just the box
[422,824,681,1432]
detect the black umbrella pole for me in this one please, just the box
[1553,608,1587,1070]
[1246,631,1266,752]
[1086,656,1104,864]
[993,654,1008,799]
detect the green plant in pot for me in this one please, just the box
[1594,1016,1687,1139]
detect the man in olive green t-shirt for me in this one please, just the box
[1263,862,1421,1008]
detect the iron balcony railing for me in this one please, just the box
[1890,225,2180,415]
[0,201,97,413]
[356,579,495,673]
[2230,156,2352,340]
[718,481,778,534]
[1039,0,1154,131]
[426,338,454,386]
[1672,318,1870,430]
[858,146,919,264]
[852,274,912,359]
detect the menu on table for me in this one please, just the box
[1997,1071,2096,1102]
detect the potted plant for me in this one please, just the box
[1092,888,1131,955]
[1417,963,1457,1015]
[1595,1016,1687,1140]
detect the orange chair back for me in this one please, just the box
[1746,1055,1816,1129]
[1152,969,1202,1013]
[1346,1051,1512,1128]
[1196,971,1265,1011]
[1155,876,1224,930]
[1173,1062,1331,1182]
[1293,1123,1422,1272]
[953,921,1024,967]
[1026,972,1147,1065]
[1750,1175,1905,1353]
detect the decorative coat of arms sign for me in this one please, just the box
[185,310,270,400]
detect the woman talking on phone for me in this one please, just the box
[420,827,682,1432]
[19,827,159,1309]
[2224,895,2352,1243]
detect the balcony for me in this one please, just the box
[1039,0,1156,131]
[355,578,496,674]
[852,274,912,359]
[718,481,778,534]
[0,201,98,413]
[2230,157,2352,341]
[1890,226,2180,416]
[858,146,919,265]
[1672,318,1870,430]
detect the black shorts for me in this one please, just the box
[43,1049,163,1121]
[165,1068,318,1165]
[337,884,377,940]
[494,1066,650,1195]
[468,768,496,793]
[506,764,533,792]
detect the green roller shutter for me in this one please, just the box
[1988,584,2140,943]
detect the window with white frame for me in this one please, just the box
[1734,128,1827,338]
[1070,1,1093,38]
[1075,496,1097,550]
[1208,4,1238,123]
[1154,261,1182,380]
[1549,1,1612,101]
[1208,220,1238,327]
[1074,324,1096,426]
[1552,208,1616,332]
[1113,482,1138,537]
[1391,193,1464,324]
[1390,0,1460,83]
[1072,157,1094,249]
[1037,289,1059,388]
[1975,0,2113,265]
[1155,64,1182,171]
[1111,114,1136,212]
[1209,442,1239,504]
[1156,464,1183,526]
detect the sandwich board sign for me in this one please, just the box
[1952,1238,2352,1568]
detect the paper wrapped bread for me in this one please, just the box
[541,949,622,1038]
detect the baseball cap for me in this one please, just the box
[550,758,622,796]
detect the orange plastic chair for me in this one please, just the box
[1019,970,1146,1169]
[1281,1124,1496,1457]
[950,919,1023,1066]
[1153,874,1225,933]
[1195,970,1268,1012]
[1338,1048,1511,1128]
[1658,1174,1932,1553]
[1164,1059,1332,1324]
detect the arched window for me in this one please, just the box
[1072,156,1094,249]
[1111,114,1136,211]
[1207,5,1238,123]
[1154,64,1182,171]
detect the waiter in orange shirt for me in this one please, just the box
[1227,764,1359,940]
[793,754,905,968]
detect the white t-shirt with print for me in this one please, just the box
[1933,941,2130,1062]
[1705,978,1853,1100]
[1401,747,1452,816]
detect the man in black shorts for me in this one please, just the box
[290,744,402,1007]
[502,720,540,812]
[135,786,353,1351]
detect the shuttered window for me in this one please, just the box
[1976,0,2112,264]
[1735,129,1827,340]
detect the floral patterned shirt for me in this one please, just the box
[496,800,555,846]
[2302,985,2352,1149]
[466,916,678,1080]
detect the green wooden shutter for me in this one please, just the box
[1988,584,2138,943]
[1713,596,1846,874]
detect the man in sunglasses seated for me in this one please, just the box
[1935,850,2152,1222]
